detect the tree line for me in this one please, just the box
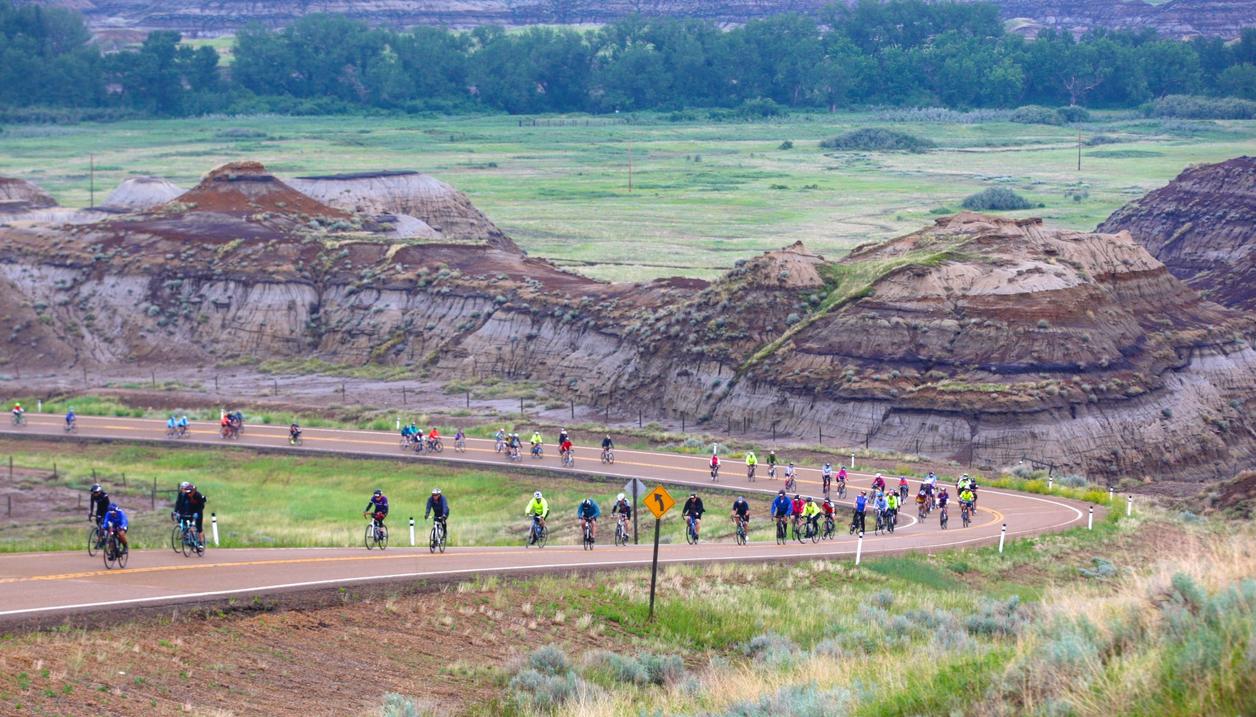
[3,0,1256,119]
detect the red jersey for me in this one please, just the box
[560,440,573,452]
[822,502,835,516]
[791,498,805,515]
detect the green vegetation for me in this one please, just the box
[258,357,413,381]
[962,186,1037,211]
[819,127,935,152]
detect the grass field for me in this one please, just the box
[2,112,1252,282]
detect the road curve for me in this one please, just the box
[0,414,1095,619]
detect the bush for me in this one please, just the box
[819,127,935,152]
[591,650,684,685]
[778,139,794,150]
[737,97,784,119]
[1079,556,1118,579]
[1057,474,1090,489]
[1010,105,1064,125]
[872,107,1014,124]
[508,646,590,711]
[742,632,798,666]
[1146,94,1256,120]
[961,187,1034,211]
[381,694,437,717]
[965,595,1030,637]
[1056,105,1091,123]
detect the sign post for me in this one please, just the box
[623,478,648,545]
[643,485,676,622]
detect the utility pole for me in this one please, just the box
[1077,125,1082,172]
[628,138,633,193]
[89,155,95,208]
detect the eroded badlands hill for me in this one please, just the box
[4,166,1256,482]
[1099,156,1256,312]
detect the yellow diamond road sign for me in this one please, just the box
[644,485,675,520]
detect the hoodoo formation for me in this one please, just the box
[1099,156,1256,312]
[3,165,1256,482]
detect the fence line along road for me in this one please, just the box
[0,414,1096,620]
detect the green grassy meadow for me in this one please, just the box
[2,112,1252,282]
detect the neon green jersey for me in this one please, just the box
[802,502,821,518]
[525,497,549,516]
[746,454,757,466]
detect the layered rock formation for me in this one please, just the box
[101,176,184,211]
[16,0,1256,39]
[0,176,57,216]
[1099,156,1256,311]
[3,164,1256,483]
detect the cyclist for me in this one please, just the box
[178,414,189,436]
[852,491,868,533]
[363,489,389,533]
[11,402,24,422]
[745,451,757,478]
[681,493,705,539]
[167,414,178,434]
[425,488,449,525]
[937,486,950,521]
[530,431,543,457]
[731,495,750,533]
[966,478,979,508]
[558,427,569,446]
[916,489,929,514]
[400,422,414,445]
[220,412,233,436]
[560,436,574,461]
[885,490,899,528]
[509,433,522,458]
[577,498,600,542]
[771,490,792,535]
[791,493,805,534]
[100,503,129,552]
[871,473,886,492]
[88,483,111,527]
[65,407,76,428]
[601,434,614,457]
[783,462,797,490]
[957,473,971,492]
[821,495,836,530]
[709,453,720,476]
[766,450,777,475]
[838,466,847,483]
[611,493,632,540]
[427,427,441,447]
[524,491,549,530]
[495,427,506,448]
[822,463,833,494]
[454,428,465,449]
[175,482,208,546]
[959,486,976,518]
[289,422,302,444]
[874,491,889,527]
[898,475,909,501]
[802,497,821,535]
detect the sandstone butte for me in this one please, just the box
[3,162,1256,485]
[1099,155,1256,313]
[31,0,1256,40]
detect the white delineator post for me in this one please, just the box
[396,418,401,430]
[1109,487,1114,502]
[998,523,1006,553]
[1127,496,1133,517]
[37,400,42,412]
[1048,476,1053,491]
[1088,506,1094,530]
[855,531,864,565]
[211,513,219,546]
[409,517,416,546]
[850,453,855,469]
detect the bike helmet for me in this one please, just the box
[689,493,697,498]
[432,488,441,495]
[793,495,800,501]
[293,422,300,427]
[737,496,745,502]
[824,462,831,468]
[90,483,102,494]
[68,407,75,413]
[373,489,383,497]
[179,481,190,491]
[534,491,543,499]
[617,493,625,501]
[107,503,119,512]
[860,491,867,496]
[806,496,813,502]
[778,490,786,496]
[582,499,592,507]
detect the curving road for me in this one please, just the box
[0,414,1095,620]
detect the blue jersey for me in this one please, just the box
[178,417,188,427]
[771,496,791,517]
[167,417,176,428]
[577,501,600,519]
[102,510,128,531]
[855,495,868,512]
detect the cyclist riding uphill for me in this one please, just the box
[558,427,569,445]
[802,497,821,530]
[611,493,632,539]
[746,451,757,469]
[524,491,549,529]
[602,434,614,451]
[853,491,869,533]
[11,402,23,420]
[289,422,301,442]
[101,503,129,551]
[871,473,886,492]
[577,498,600,542]
[771,490,791,522]
[88,483,111,526]
[681,493,705,538]
[530,431,542,448]
[65,408,76,427]
[425,488,449,523]
[364,489,389,529]
[174,482,208,546]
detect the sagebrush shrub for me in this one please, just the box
[819,127,935,152]
[961,187,1034,211]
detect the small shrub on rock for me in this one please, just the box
[962,187,1034,211]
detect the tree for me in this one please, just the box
[1217,63,1256,100]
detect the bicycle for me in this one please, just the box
[836,480,847,500]
[429,517,447,553]
[220,424,238,440]
[775,516,788,545]
[747,464,755,482]
[822,476,831,497]
[614,514,630,546]
[364,515,389,550]
[899,485,909,503]
[172,513,203,557]
[792,515,804,543]
[710,463,720,482]
[939,505,949,529]
[561,450,575,468]
[175,425,188,439]
[64,421,78,434]
[454,438,466,453]
[102,528,127,570]
[601,449,615,465]
[685,514,699,545]
[918,501,929,521]
[803,518,819,544]
[961,503,972,528]
[767,464,776,479]
[875,511,887,536]
[401,435,415,451]
[427,438,444,454]
[10,413,26,426]
[530,444,544,459]
[581,519,595,550]
[784,473,796,492]
[507,446,523,462]
[289,433,303,446]
[822,515,835,540]
[495,437,505,453]
[166,427,179,440]
[86,520,105,557]
[525,516,548,548]
[886,509,896,534]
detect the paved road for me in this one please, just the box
[0,414,1094,619]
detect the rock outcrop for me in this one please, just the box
[101,176,184,211]
[4,164,1256,483]
[288,171,519,253]
[0,176,58,215]
[1098,156,1256,311]
[17,0,1256,39]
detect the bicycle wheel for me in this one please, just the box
[536,526,548,548]
[438,523,446,553]
[103,537,117,569]
[940,511,949,530]
[583,528,593,551]
[117,543,128,569]
[432,441,443,454]
[181,528,192,557]
[776,522,786,545]
[686,522,697,545]
[87,526,102,557]
[748,468,755,483]
[603,451,614,465]
[810,524,819,543]
[170,525,181,553]
[430,526,439,553]
[378,526,388,550]
[736,523,747,546]
[365,524,376,550]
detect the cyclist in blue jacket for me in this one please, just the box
[577,498,600,542]
[852,491,869,533]
[101,503,129,552]
[771,490,792,534]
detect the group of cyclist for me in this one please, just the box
[400,422,446,451]
[84,480,208,558]
[363,487,452,533]
[523,490,635,544]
